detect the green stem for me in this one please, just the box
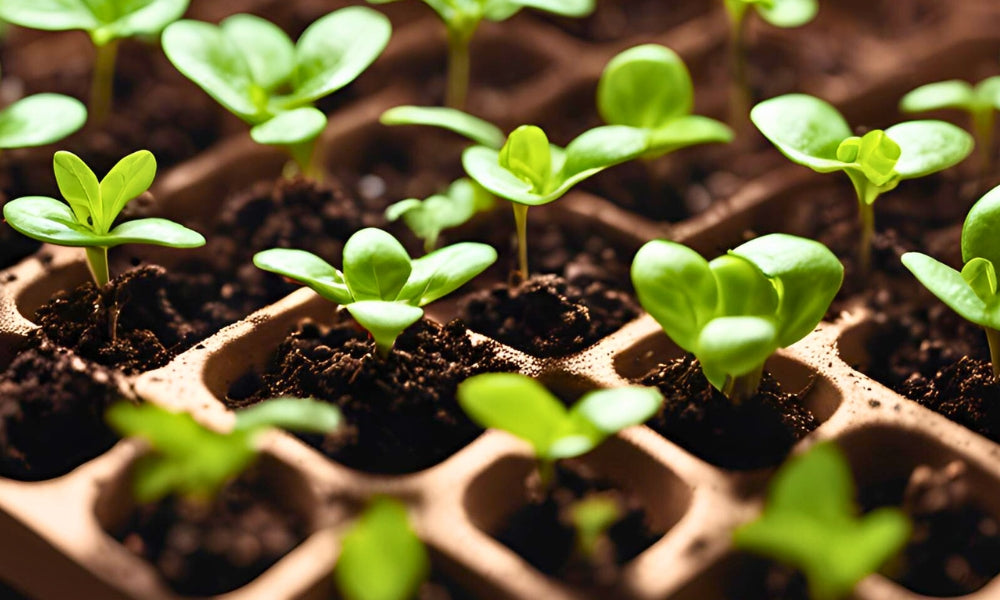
[721,363,764,404]
[848,174,882,277]
[512,203,529,282]
[972,107,995,183]
[89,40,119,124]
[986,327,1000,380]
[85,246,110,287]
[445,25,473,110]
[537,459,555,491]
[726,7,750,128]
[285,139,321,181]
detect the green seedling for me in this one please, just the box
[163,9,391,177]
[2,150,205,287]
[902,184,1000,379]
[386,177,495,253]
[463,124,648,279]
[564,493,623,564]
[734,442,911,600]
[366,0,593,109]
[632,233,842,403]
[752,94,973,274]
[457,373,662,487]
[0,66,87,151]
[254,227,496,357]
[380,105,505,149]
[900,76,1000,177]
[0,0,189,123]
[335,497,430,600]
[723,0,817,125]
[106,397,342,503]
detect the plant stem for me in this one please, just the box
[445,25,473,110]
[85,246,110,287]
[286,139,321,181]
[512,203,529,282]
[972,106,995,183]
[726,8,750,128]
[986,327,1000,380]
[89,40,120,124]
[721,363,764,404]
[537,459,555,491]
[848,174,882,277]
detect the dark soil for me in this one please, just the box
[417,570,477,600]
[494,460,662,589]
[229,317,518,473]
[114,466,308,597]
[459,273,638,358]
[720,555,810,600]
[537,0,710,42]
[639,356,818,470]
[0,339,124,480]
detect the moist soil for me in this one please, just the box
[228,318,518,474]
[0,339,124,480]
[639,356,818,470]
[113,466,308,597]
[494,460,662,590]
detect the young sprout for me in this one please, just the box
[366,0,593,109]
[723,0,817,125]
[902,184,1000,380]
[2,150,205,287]
[335,497,430,600]
[900,77,1000,177]
[463,124,648,279]
[0,0,189,123]
[734,442,911,600]
[752,94,973,274]
[386,177,495,253]
[106,397,342,503]
[564,493,623,565]
[0,66,87,151]
[631,233,843,403]
[163,9,391,177]
[254,228,496,358]
[457,373,662,488]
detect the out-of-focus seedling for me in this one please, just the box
[386,177,495,253]
[564,493,623,566]
[0,65,87,150]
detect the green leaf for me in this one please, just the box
[884,120,973,180]
[751,94,853,172]
[252,248,353,304]
[977,76,1000,111]
[598,44,694,130]
[52,150,101,231]
[961,258,997,304]
[342,228,412,301]
[234,397,342,435]
[345,301,424,356]
[3,196,106,246]
[836,131,901,187]
[0,93,86,149]
[462,146,536,202]
[98,0,188,42]
[250,107,326,146]
[559,125,649,179]
[570,386,662,435]
[902,252,999,330]
[0,0,99,31]
[397,242,497,306]
[385,179,494,249]
[900,80,976,113]
[962,184,1000,266]
[105,218,205,248]
[335,498,430,600]
[220,13,295,91]
[99,149,156,229]
[696,316,778,390]
[756,0,817,28]
[708,254,778,318]
[380,105,504,149]
[506,0,594,18]
[644,115,733,158]
[499,125,552,192]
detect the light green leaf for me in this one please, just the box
[53,150,101,230]
[252,248,353,304]
[499,125,552,192]
[380,105,504,149]
[506,0,594,18]
[99,149,156,229]
[902,252,999,330]
[836,131,901,187]
[598,44,693,129]
[884,120,973,180]
[900,80,976,113]
[385,179,494,249]
[342,228,412,301]
[0,0,99,31]
[99,0,188,42]
[397,242,497,305]
[105,218,205,248]
[756,0,818,28]
[645,115,733,157]
[462,146,536,202]
[962,184,1000,265]
[2,196,106,246]
[751,94,853,172]
[697,316,778,390]
[220,13,295,92]
[708,254,778,318]
[961,258,997,304]
[571,386,662,434]
[234,397,342,435]
[977,76,1000,110]
[559,125,649,179]
[250,107,326,146]
[0,93,86,149]
[345,301,424,356]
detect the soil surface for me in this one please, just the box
[495,460,662,589]
[229,317,518,473]
[639,356,817,470]
[0,339,124,480]
[114,466,308,596]
[720,555,810,600]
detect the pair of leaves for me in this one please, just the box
[386,178,495,252]
[0,0,188,45]
[2,150,204,250]
[724,0,817,28]
[457,373,662,461]
[597,44,732,160]
[901,77,1000,117]
[631,234,843,392]
[368,0,592,32]
[733,442,911,600]
[751,94,973,204]
[254,228,496,354]
[106,398,342,503]
[0,93,86,149]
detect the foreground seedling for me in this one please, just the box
[752,94,973,274]
[734,442,911,600]
[902,184,1000,379]
[2,150,205,286]
[163,9,391,177]
[631,233,843,402]
[254,227,496,357]
[0,65,87,150]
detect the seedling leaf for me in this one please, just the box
[252,249,352,304]
[99,149,156,229]
[250,107,327,147]
[750,94,852,172]
[398,242,498,305]
[234,396,342,434]
[884,120,974,179]
[380,105,504,149]
[342,228,412,301]
[756,0,818,27]
[0,0,188,41]
[346,301,424,356]
[220,14,296,92]
[0,94,86,149]
[386,178,495,251]
[900,80,976,113]
[962,185,1000,265]
[53,150,101,230]
[598,44,693,128]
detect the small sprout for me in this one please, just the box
[335,497,430,600]
[254,228,496,358]
[733,442,911,600]
[457,373,662,488]
[752,94,973,274]
[380,105,505,149]
[2,150,205,287]
[631,233,843,403]
[163,9,391,177]
[463,124,648,279]
[902,184,1000,380]
[564,493,623,564]
[0,0,189,122]
[0,66,87,149]
[106,397,342,503]
[386,178,495,253]
[367,0,593,109]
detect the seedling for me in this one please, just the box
[2,150,205,287]
[457,373,662,487]
[0,0,189,123]
[105,397,342,503]
[163,9,391,177]
[723,0,817,125]
[900,76,1000,176]
[752,94,973,274]
[386,177,495,253]
[902,184,1000,379]
[254,227,496,357]
[463,124,648,279]
[366,0,593,109]
[0,66,87,150]
[734,442,911,600]
[335,497,430,600]
[564,493,623,565]
[631,233,843,402]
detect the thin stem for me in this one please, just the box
[537,459,555,491]
[721,363,764,404]
[512,203,529,282]
[972,107,995,183]
[89,40,120,124]
[445,25,473,110]
[285,139,321,181]
[375,340,392,360]
[726,9,750,129]
[857,199,875,276]
[85,246,110,287]
[986,327,1000,380]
